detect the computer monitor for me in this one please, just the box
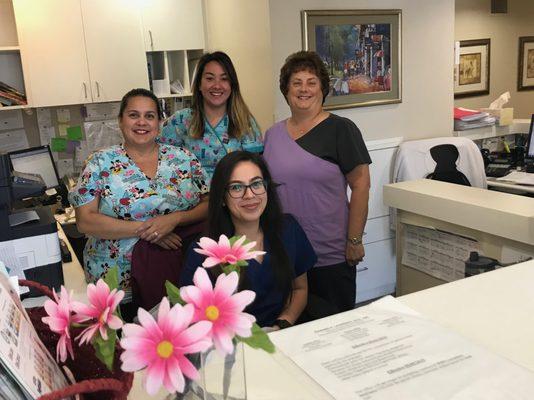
[8,145,61,190]
[525,114,534,159]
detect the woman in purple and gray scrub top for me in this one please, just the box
[263,51,371,321]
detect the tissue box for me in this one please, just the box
[480,107,514,126]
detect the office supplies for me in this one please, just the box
[485,162,512,177]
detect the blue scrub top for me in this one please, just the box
[180,215,317,327]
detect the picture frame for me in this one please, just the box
[518,36,534,91]
[454,39,491,99]
[301,9,402,110]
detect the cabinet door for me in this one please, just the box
[140,0,205,51]
[81,0,149,103]
[13,0,92,107]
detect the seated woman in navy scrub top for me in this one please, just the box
[180,151,316,329]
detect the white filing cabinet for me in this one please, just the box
[353,137,401,304]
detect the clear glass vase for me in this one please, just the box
[180,342,247,400]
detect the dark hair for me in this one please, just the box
[279,50,330,104]
[208,151,294,302]
[118,88,163,119]
[190,51,258,139]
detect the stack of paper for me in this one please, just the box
[454,107,496,130]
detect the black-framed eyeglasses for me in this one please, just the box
[226,179,267,198]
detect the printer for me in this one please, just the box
[0,153,63,296]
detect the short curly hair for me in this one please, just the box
[279,51,330,104]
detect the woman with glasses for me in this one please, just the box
[180,151,317,329]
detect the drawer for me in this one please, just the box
[363,216,395,244]
[356,238,396,304]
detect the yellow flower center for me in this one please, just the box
[156,340,174,359]
[205,305,220,321]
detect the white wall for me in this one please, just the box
[269,0,455,141]
[204,0,274,132]
[455,0,534,118]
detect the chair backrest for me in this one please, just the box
[426,144,471,186]
[393,136,487,188]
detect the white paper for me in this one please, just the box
[56,158,74,178]
[489,91,510,109]
[38,126,56,147]
[401,224,479,282]
[0,130,29,153]
[56,108,70,124]
[271,298,534,399]
[0,273,69,398]
[36,108,52,127]
[496,170,534,185]
[84,102,120,121]
[57,123,68,137]
[84,120,121,153]
[0,243,25,280]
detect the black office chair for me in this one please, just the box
[426,144,471,186]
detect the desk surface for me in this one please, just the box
[487,177,534,194]
[59,228,534,399]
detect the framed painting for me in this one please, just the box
[454,39,490,98]
[301,9,402,110]
[518,36,534,91]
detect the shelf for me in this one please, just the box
[158,92,192,99]
[453,119,531,140]
[0,104,27,111]
[0,46,20,52]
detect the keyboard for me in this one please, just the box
[485,163,512,178]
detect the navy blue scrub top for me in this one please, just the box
[180,214,317,327]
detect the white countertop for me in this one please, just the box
[58,225,534,399]
[383,179,534,245]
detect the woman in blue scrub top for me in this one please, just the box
[180,151,317,329]
[159,51,263,186]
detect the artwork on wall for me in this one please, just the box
[301,9,401,110]
[518,36,534,91]
[454,39,491,98]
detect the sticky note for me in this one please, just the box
[66,125,83,140]
[66,140,80,154]
[50,137,67,152]
[56,108,70,124]
[58,124,68,136]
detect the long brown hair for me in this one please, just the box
[189,51,259,139]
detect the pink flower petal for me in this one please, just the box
[144,358,165,395]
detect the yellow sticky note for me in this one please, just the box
[58,123,68,136]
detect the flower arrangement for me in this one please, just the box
[41,234,274,397]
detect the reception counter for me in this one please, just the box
[383,179,534,295]
[57,223,534,399]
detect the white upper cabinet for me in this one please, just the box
[13,0,91,107]
[13,0,149,107]
[140,0,205,51]
[81,0,149,103]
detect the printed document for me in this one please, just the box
[270,296,534,399]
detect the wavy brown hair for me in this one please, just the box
[279,50,330,104]
[189,51,259,139]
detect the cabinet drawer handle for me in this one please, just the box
[95,81,100,98]
[357,266,368,273]
[149,30,153,49]
[83,82,87,99]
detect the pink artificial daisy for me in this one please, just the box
[194,234,265,268]
[180,268,256,355]
[120,298,212,395]
[72,279,124,345]
[42,286,83,362]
